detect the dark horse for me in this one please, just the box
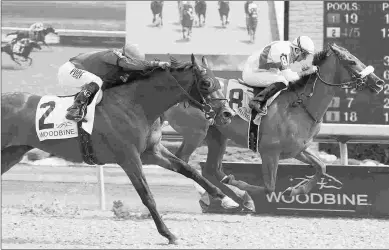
[195,0,207,27]
[6,27,57,49]
[218,1,230,27]
[150,0,164,27]
[244,1,258,43]
[1,55,238,244]
[1,40,41,66]
[163,44,385,211]
[181,4,195,40]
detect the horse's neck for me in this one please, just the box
[302,58,338,122]
[104,71,191,123]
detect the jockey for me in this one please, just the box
[11,38,29,54]
[182,1,195,19]
[29,22,44,40]
[58,44,171,122]
[247,1,258,17]
[242,36,318,114]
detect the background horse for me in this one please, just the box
[163,44,384,210]
[181,4,195,40]
[150,0,164,27]
[6,26,57,49]
[1,55,237,244]
[1,40,41,66]
[218,1,230,27]
[244,2,258,43]
[194,0,207,27]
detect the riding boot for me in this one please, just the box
[66,82,100,122]
[249,82,287,114]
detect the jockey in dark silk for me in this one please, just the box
[57,44,171,122]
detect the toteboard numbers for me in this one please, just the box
[38,101,55,130]
[323,1,389,124]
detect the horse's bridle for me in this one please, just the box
[292,49,373,123]
[168,65,228,121]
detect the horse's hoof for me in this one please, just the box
[220,196,239,209]
[282,187,293,197]
[243,200,256,212]
[168,236,179,245]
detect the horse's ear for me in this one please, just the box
[191,54,197,65]
[202,56,209,68]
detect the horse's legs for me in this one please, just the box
[153,14,156,23]
[160,12,163,26]
[203,126,255,210]
[140,143,239,209]
[120,152,177,244]
[1,145,34,175]
[284,147,326,196]
[175,138,204,163]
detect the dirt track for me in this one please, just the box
[2,165,389,249]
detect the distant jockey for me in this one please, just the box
[57,44,171,122]
[29,22,44,40]
[242,36,318,114]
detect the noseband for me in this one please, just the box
[169,66,227,121]
[293,49,372,123]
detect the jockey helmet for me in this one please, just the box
[122,44,145,60]
[291,36,315,54]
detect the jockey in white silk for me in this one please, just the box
[29,22,44,40]
[247,1,258,17]
[242,35,318,114]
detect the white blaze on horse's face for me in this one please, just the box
[359,65,374,78]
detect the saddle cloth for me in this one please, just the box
[226,79,280,124]
[226,79,281,151]
[35,91,100,141]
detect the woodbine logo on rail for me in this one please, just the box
[266,174,371,208]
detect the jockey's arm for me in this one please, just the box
[242,51,289,86]
[108,49,158,71]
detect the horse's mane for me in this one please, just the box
[109,56,194,89]
[287,46,330,92]
[169,56,194,71]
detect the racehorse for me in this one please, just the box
[162,43,385,210]
[218,1,230,27]
[244,2,258,43]
[194,0,207,27]
[6,26,57,49]
[1,40,41,66]
[181,4,195,40]
[150,0,164,27]
[1,55,238,244]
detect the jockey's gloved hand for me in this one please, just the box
[299,65,318,77]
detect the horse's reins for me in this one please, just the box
[292,49,374,123]
[169,66,227,121]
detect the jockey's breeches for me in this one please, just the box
[57,61,103,88]
[242,68,289,88]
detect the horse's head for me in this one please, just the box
[328,43,384,94]
[170,54,234,126]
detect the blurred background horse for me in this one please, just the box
[150,0,164,27]
[6,26,57,49]
[244,1,258,43]
[194,0,207,27]
[1,39,41,66]
[218,1,230,27]
[180,2,195,40]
